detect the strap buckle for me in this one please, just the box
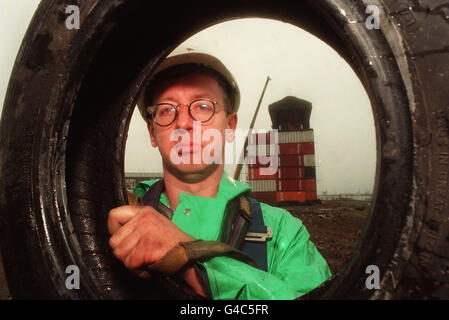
[245,227,273,242]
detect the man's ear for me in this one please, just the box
[147,121,158,147]
[225,113,238,142]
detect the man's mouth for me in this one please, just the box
[176,144,202,154]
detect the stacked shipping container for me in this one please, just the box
[247,129,317,203]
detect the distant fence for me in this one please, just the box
[319,194,373,201]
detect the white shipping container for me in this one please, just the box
[247,179,277,192]
[277,132,286,144]
[278,130,314,144]
[300,130,314,143]
[303,154,316,167]
[278,131,290,144]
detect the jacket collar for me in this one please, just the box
[134,171,251,203]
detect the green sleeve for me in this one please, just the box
[198,205,332,300]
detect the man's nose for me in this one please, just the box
[175,105,193,129]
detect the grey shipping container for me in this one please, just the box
[247,179,277,192]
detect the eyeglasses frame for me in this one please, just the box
[146,98,226,127]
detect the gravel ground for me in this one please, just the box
[284,200,371,276]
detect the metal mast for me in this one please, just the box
[233,76,271,180]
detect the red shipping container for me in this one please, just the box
[248,132,271,145]
[250,191,277,203]
[248,144,277,157]
[276,191,306,202]
[300,142,315,155]
[306,192,317,201]
[277,179,305,191]
[257,132,271,145]
[304,179,317,192]
[279,155,302,167]
[279,167,305,179]
[248,167,278,180]
[279,143,301,155]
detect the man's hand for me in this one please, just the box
[107,205,194,278]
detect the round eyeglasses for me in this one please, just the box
[146,99,223,126]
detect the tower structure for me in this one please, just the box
[246,96,317,204]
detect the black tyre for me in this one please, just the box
[0,0,448,299]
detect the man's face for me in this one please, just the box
[147,72,237,177]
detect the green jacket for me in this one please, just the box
[134,172,331,300]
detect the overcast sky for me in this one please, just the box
[1,1,376,194]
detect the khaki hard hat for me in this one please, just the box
[137,47,240,121]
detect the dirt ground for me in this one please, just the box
[0,199,370,299]
[282,199,371,276]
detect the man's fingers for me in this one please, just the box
[107,205,141,235]
[110,231,141,261]
[124,239,148,271]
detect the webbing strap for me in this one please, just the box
[141,179,164,208]
[141,180,173,219]
[220,196,252,249]
[241,198,268,272]
[146,240,258,276]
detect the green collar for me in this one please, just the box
[134,171,251,202]
[134,171,251,240]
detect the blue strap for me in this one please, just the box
[241,198,268,272]
[141,179,164,208]
[141,180,174,219]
